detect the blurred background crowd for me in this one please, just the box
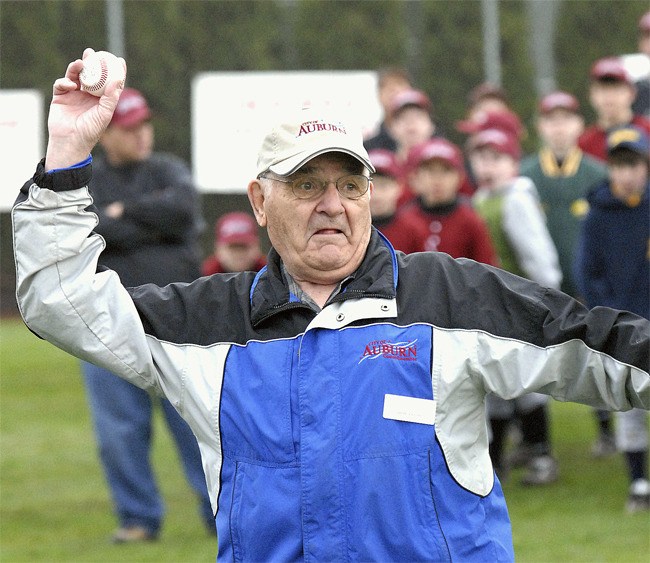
[1,0,648,546]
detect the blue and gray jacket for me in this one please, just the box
[13,161,650,561]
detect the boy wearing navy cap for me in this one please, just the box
[575,126,650,512]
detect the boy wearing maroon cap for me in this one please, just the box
[469,128,562,485]
[368,149,428,254]
[521,91,606,297]
[364,67,413,152]
[578,56,650,161]
[389,89,436,165]
[521,92,611,458]
[202,211,266,275]
[388,89,438,206]
[398,138,498,265]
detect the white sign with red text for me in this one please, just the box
[191,71,381,193]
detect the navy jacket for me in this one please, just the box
[575,180,650,319]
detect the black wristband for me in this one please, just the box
[32,158,93,192]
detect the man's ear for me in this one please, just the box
[247,179,267,227]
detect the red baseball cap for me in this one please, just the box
[467,129,521,160]
[590,57,632,85]
[215,212,259,245]
[407,138,464,172]
[110,88,151,128]
[538,91,580,115]
[390,89,432,117]
[456,109,524,139]
[368,149,401,179]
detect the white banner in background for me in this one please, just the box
[192,71,381,193]
[0,90,43,211]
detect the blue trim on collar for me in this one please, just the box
[374,227,399,291]
[249,265,268,304]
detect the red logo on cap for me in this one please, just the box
[297,120,347,137]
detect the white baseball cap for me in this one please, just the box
[256,106,375,177]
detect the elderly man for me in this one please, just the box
[12,50,650,562]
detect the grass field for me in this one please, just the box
[1,317,648,562]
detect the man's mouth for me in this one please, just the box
[314,228,342,235]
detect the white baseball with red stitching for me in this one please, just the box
[80,51,125,97]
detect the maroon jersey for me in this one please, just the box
[202,256,267,276]
[398,199,499,266]
[372,212,429,254]
[578,115,650,162]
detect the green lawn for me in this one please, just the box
[1,317,648,561]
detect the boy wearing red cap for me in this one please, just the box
[202,211,266,275]
[364,67,413,152]
[521,92,612,458]
[367,149,429,254]
[579,56,650,161]
[398,138,498,265]
[469,127,562,485]
[521,91,606,297]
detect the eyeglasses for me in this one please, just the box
[258,173,371,200]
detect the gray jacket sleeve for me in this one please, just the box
[12,178,160,392]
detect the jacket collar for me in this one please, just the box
[249,228,398,327]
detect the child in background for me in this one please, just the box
[202,212,266,275]
[462,82,512,123]
[521,92,611,458]
[455,107,525,197]
[575,126,650,513]
[368,149,428,254]
[388,89,437,206]
[364,67,413,152]
[579,56,650,162]
[521,91,606,297]
[468,125,562,485]
[398,138,498,265]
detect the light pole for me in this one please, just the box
[105,0,125,58]
[481,0,502,86]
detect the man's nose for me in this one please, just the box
[315,181,345,213]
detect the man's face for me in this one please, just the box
[410,159,460,205]
[369,175,401,217]
[379,77,411,116]
[608,158,648,202]
[536,109,584,156]
[248,153,373,285]
[390,107,435,153]
[469,147,518,190]
[216,242,262,273]
[467,98,510,120]
[589,81,636,124]
[100,121,154,165]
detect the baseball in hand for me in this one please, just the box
[79,50,125,97]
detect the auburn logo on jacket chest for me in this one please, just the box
[359,339,418,364]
